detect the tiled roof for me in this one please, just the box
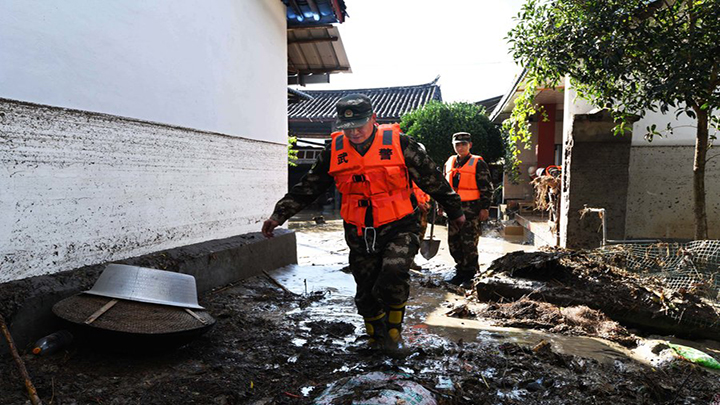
[475,95,502,115]
[288,79,442,122]
[287,87,314,103]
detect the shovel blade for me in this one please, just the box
[420,238,440,260]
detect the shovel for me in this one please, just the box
[420,201,440,260]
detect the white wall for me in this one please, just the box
[0,0,287,144]
[0,0,290,282]
[560,79,720,240]
[563,78,595,119]
[626,106,720,238]
[632,107,704,146]
[625,145,720,239]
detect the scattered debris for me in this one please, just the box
[1,314,42,405]
[445,303,475,319]
[306,320,355,338]
[314,372,437,405]
[32,330,74,356]
[479,298,637,347]
[531,172,561,232]
[668,342,720,370]
[478,251,720,340]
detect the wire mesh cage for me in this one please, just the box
[595,240,720,302]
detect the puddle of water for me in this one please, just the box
[271,215,719,368]
[270,264,355,296]
[288,212,345,233]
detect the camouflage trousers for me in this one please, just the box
[448,201,483,276]
[345,225,420,318]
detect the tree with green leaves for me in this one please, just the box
[506,0,720,239]
[400,101,504,167]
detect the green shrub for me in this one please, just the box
[400,101,504,167]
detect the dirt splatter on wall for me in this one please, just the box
[0,99,288,282]
[625,146,720,239]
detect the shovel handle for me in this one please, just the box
[428,201,437,240]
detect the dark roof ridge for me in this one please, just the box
[288,78,442,122]
[300,78,441,95]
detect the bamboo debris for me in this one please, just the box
[0,315,43,405]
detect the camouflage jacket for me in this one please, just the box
[270,128,464,233]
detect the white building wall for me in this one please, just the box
[0,0,289,282]
[625,145,720,239]
[0,0,287,144]
[626,108,720,239]
[631,109,698,146]
[560,80,720,240]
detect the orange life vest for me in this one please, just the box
[412,182,431,205]
[444,154,483,202]
[328,124,415,234]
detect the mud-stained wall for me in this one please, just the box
[559,111,632,249]
[0,99,288,283]
[625,146,720,239]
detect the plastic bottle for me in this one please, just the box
[32,330,73,355]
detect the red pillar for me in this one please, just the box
[537,104,556,168]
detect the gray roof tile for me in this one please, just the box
[288,80,442,122]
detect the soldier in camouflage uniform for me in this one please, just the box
[262,94,464,349]
[443,132,493,287]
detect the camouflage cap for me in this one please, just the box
[452,132,472,144]
[335,94,374,130]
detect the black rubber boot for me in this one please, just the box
[446,272,474,288]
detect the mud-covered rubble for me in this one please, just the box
[476,250,720,340]
[476,299,637,347]
[2,269,720,404]
[3,225,720,404]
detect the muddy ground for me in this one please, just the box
[2,219,720,404]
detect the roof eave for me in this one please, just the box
[489,68,528,123]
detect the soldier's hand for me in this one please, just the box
[418,202,430,214]
[479,209,489,222]
[449,214,466,233]
[262,218,280,238]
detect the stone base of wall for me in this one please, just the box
[0,229,296,354]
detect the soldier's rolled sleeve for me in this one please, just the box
[475,158,494,210]
[401,135,464,220]
[270,147,335,224]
